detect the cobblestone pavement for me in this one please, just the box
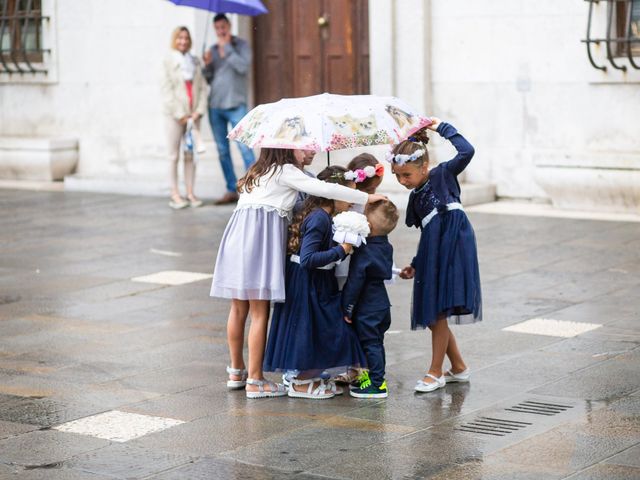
[0,189,639,480]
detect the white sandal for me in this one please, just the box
[288,377,335,400]
[326,380,344,396]
[245,378,287,399]
[444,368,471,383]
[414,373,446,393]
[226,366,247,389]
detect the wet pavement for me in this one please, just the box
[0,189,639,480]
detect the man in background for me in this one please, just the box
[203,14,255,205]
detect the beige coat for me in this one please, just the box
[161,50,208,120]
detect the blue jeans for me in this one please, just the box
[208,104,256,193]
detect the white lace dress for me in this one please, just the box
[210,164,367,302]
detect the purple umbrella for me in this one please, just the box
[167,0,268,16]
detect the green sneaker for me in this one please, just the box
[350,379,388,399]
[354,370,370,386]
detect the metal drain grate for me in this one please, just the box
[455,416,532,436]
[505,400,574,416]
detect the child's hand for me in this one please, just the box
[399,266,415,279]
[344,316,352,324]
[341,243,354,255]
[367,193,388,204]
[427,117,442,131]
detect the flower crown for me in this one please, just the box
[343,163,384,183]
[385,148,426,166]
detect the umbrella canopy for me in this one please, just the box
[167,0,268,16]
[228,93,432,152]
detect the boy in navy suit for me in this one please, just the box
[342,200,399,398]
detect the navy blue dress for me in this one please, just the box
[406,123,482,329]
[263,208,367,372]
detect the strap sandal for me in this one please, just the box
[414,373,446,393]
[226,366,247,390]
[282,370,300,388]
[169,195,189,210]
[326,380,344,396]
[287,377,335,400]
[334,368,361,385]
[245,378,287,399]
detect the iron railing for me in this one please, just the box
[582,0,640,72]
[0,0,50,74]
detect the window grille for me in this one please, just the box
[0,0,49,74]
[582,0,640,72]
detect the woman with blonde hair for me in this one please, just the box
[161,26,208,209]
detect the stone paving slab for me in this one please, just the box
[0,189,639,479]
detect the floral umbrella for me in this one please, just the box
[228,93,432,152]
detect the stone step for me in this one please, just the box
[0,136,79,181]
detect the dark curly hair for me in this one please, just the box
[287,165,352,255]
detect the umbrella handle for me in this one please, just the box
[202,12,210,56]
[327,151,330,167]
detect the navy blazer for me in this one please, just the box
[405,122,475,229]
[299,209,348,269]
[342,236,394,318]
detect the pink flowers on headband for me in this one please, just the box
[344,163,385,183]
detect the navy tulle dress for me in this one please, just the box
[406,122,482,329]
[263,208,367,372]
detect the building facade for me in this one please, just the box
[1,0,639,212]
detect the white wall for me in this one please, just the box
[429,0,640,199]
[370,0,640,200]
[0,0,210,175]
[3,0,638,202]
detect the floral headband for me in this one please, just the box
[385,148,426,166]
[344,163,384,183]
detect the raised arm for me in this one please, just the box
[224,38,251,75]
[299,213,347,269]
[279,164,368,205]
[436,122,475,176]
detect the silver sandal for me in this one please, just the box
[245,378,287,399]
[287,377,335,400]
[326,380,344,396]
[226,366,247,389]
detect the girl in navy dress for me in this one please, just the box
[390,118,481,393]
[211,149,385,399]
[264,166,367,400]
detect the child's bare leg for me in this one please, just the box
[227,299,249,380]
[445,327,467,373]
[245,300,274,392]
[425,315,449,381]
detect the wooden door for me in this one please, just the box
[253,0,369,104]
